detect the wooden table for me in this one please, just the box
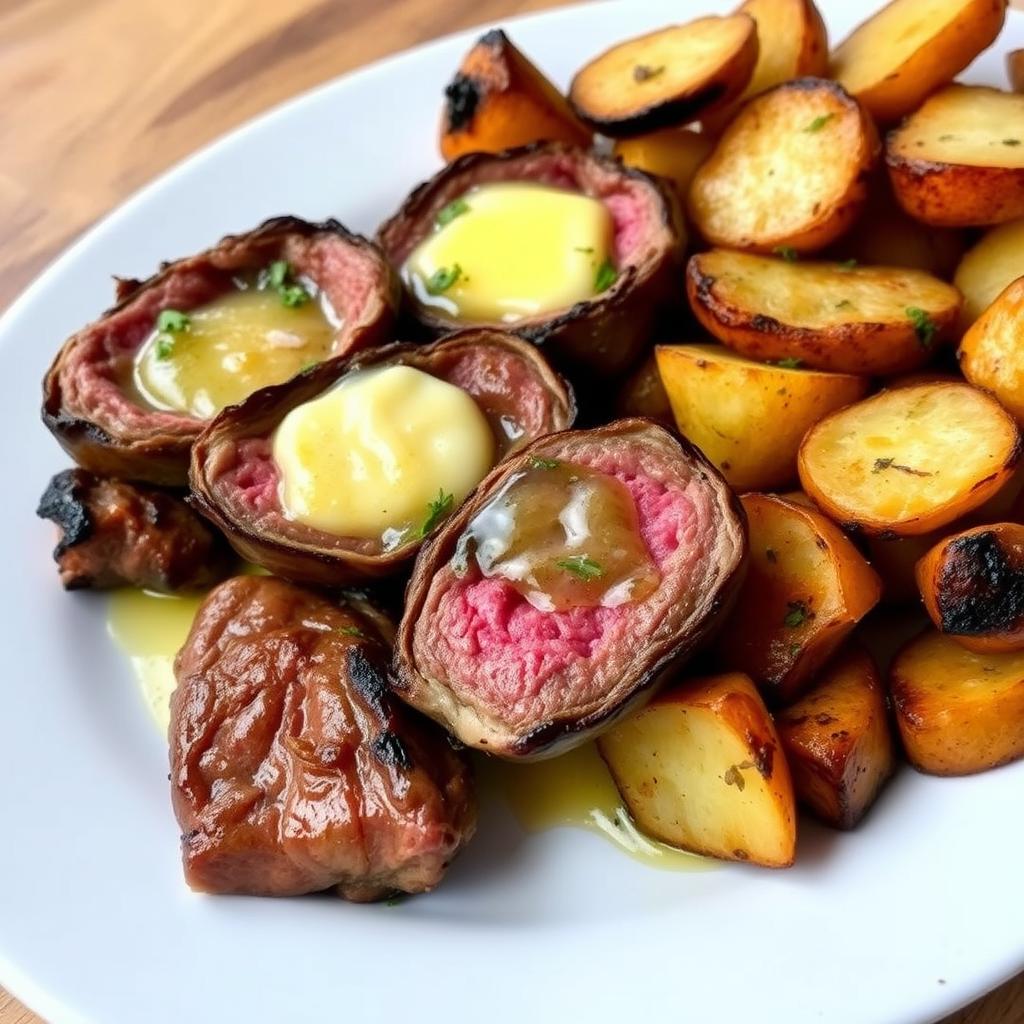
[1,1,1021,1021]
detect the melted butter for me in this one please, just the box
[273,365,495,541]
[479,744,709,871]
[454,462,659,611]
[134,279,338,418]
[404,183,615,324]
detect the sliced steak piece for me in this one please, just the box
[36,468,230,591]
[171,575,475,900]
[393,418,748,758]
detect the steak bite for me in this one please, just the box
[36,468,230,591]
[188,330,575,586]
[393,418,748,758]
[170,575,475,900]
[377,143,685,378]
[43,217,399,487]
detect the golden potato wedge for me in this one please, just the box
[886,86,1024,227]
[890,629,1024,774]
[799,383,1021,536]
[702,0,829,134]
[439,29,591,161]
[613,128,712,205]
[569,15,758,138]
[831,0,1007,124]
[615,352,674,427]
[776,646,895,829]
[716,493,882,704]
[655,343,868,490]
[689,79,878,254]
[686,250,961,375]
[598,672,796,867]
[954,219,1024,328]
[960,276,1024,422]
[1008,49,1024,93]
[916,523,1024,653]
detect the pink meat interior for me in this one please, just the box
[416,451,711,728]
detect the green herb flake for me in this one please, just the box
[155,336,175,360]
[594,259,618,293]
[384,896,405,907]
[906,306,937,349]
[1004,138,1022,146]
[789,642,802,657]
[419,490,455,537]
[337,626,366,639]
[835,299,853,309]
[633,64,666,82]
[436,198,470,227]
[873,457,933,477]
[529,457,560,470]
[574,246,595,254]
[556,554,603,582]
[773,246,798,263]
[784,600,810,628]
[938,134,956,142]
[426,264,462,295]
[803,113,835,133]
[773,356,803,369]
[837,259,857,271]
[268,260,291,289]
[157,309,190,333]
[280,283,311,307]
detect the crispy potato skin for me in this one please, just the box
[831,0,1007,124]
[686,250,960,375]
[716,494,882,704]
[569,16,758,137]
[598,672,797,867]
[689,78,879,254]
[439,30,591,161]
[890,629,1024,775]
[776,646,895,829]
[916,523,1024,653]
[655,343,868,490]
[960,276,1024,422]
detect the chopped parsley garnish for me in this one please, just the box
[803,113,835,133]
[906,306,937,349]
[594,259,617,292]
[557,555,603,581]
[280,284,310,307]
[784,600,810,628]
[426,263,462,295]
[574,246,595,254]
[264,259,311,307]
[633,64,665,82]
[436,198,470,227]
[837,259,857,271]
[872,457,933,477]
[773,357,803,369]
[268,260,290,289]
[938,134,956,142]
[157,309,190,333]
[834,299,853,309]
[337,626,366,639]
[773,246,798,262]
[155,337,176,360]
[529,456,560,470]
[419,490,454,537]
[1004,138,1022,146]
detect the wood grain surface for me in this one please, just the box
[0,1,1021,1022]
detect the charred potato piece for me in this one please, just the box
[689,78,878,254]
[886,86,1024,227]
[890,629,1024,775]
[686,250,961,375]
[569,15,758,138]
[954,219,1024,328]
[799,383,1021,536]
[916,523,1024,653]
[776,646,895,829]
[613,128,712,206]
[960,276,1024,421]
[831,0,1007,124]
[615,352,674,427]
[598,672,796,867]
[440,30,591,161]
[716,493,882,704]
[702,0,829,134]
[655,343,868,491]
[1008,49,1024,93]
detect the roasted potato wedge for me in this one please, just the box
[569,15,758,137]
[1008,49,1024,93]
[703,0,828,134]
[439,29,591,161]
[598,672,796,867]
[655,343,868,490]
[887,86,1024,227]
[916,523,1024,653]
[954,219,1024,328]
[615,352,674,427]
[890,629,1024,775]
[716,493,882,704]
[831,0,1007,124]
[960,276,1024,422]
[776,646,895,829]
[686,250,961,375]
[799,383,1021,536]
[689,79,878,254]
[613,128,712,205]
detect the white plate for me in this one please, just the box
[1,2,1022,1022]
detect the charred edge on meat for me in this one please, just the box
[36,469,92,557]
[372,732,413,771]
[348,647,390,715]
